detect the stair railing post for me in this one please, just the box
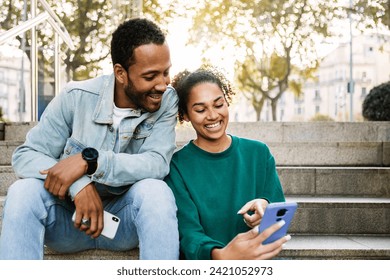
[31,0,38,121]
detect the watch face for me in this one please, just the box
[83,147,98,160]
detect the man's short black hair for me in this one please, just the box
[111,18,166,70]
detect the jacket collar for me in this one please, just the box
[93,74,115,124]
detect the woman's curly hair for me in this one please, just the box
[171,65,236,123]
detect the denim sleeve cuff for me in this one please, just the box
[68,176,93,200]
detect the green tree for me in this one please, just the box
[0,0,114,81]
[0,0,179,81]
[353,0,389,30]
[187,0,389,121]
[188,0,339,121]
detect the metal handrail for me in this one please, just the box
[0,0,74,121]
[0,12,49,45]
[0,6,74,51]
[39,0,74,50]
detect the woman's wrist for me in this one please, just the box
[211,247,224,260]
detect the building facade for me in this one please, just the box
[0,45,31,122]
[231,34,390,122]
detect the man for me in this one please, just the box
[0,18,179,260]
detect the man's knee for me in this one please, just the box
[5,178,46,211]
[7,178,44,198]
[131,179,176,208]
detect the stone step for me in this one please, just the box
[4,121,390,143]
[1,122,36,141]
[287,197,390,235]
[279,166,390,197]
[176,141,390,166]
[177,121,390,143]
[0,141,22,166]
[2,166,390,198]
[44,247,139,260]
[280,234,390,260]
[270,141,389,166]
[43,235,390,260]
[2,140,388,166]
[1,196,389,237]
[0,166,17,196]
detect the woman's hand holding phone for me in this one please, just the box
[237,198,269,228]
[211,220,291,260]
[258,202,298,244]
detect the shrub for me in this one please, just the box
[0,106,5,122]
[362,81,390,121]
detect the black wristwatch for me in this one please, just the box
[81,147,98,175]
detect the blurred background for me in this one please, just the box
[0,0,389,122]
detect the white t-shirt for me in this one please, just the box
[112,103,133,130]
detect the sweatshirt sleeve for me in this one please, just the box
[165,161,225,260]
[260,144,285,203]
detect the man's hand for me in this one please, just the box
[237,198,269,228]
[73,183,104,238]
[40,153,88,199]
[211,221,291,260]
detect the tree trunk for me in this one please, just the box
[271,98,278,121]
[253,96,265,121]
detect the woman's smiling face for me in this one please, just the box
[184,82,229,144]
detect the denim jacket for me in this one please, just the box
[12,74,178,199]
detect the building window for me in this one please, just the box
[315,105,320,113]
[296,107,304,115]
[314,90,321,101]
[361,87,367,99]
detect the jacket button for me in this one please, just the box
[109,126,114,132]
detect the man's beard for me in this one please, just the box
[124,80,163,113]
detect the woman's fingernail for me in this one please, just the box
[277,220,286,227]
[285,235,292,241]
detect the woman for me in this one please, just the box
[165,66,290,260]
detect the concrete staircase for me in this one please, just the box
[1,121,390,259]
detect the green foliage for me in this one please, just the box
[188,0,340,121]
[353,0,390,30]
[0,106,5,122]
[288,80,302,97]
[187,0,389,121]
[0,0,180,81]
[362,81,390,121]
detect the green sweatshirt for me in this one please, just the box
[165,135,285,260]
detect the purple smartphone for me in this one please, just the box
[258,202,298,244]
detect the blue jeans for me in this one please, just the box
[0,178,179,260]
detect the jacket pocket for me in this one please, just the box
[132,121,154,140]
[61,137,86,159]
